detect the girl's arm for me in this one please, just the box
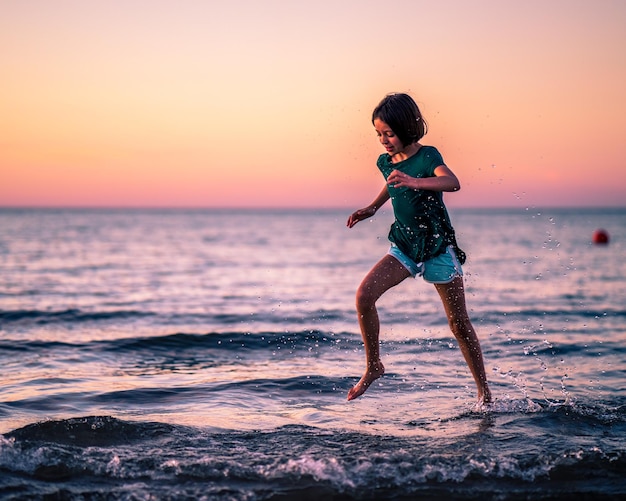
[346,185,390,228]
[387,165,460,192]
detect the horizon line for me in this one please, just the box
[1,204,625,212]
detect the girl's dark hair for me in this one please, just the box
[372,93,428,146]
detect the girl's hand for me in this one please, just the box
[387,169,420,190]
[347,206,376,228]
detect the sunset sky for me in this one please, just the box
[2,0,625,208]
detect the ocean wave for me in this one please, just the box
[0,330,356,356]
[4,415,175,447]
[1,413,625,500]
[105,330,350,353]
[0,307,348,328]
[4,375,350,413]
[0,308,153,325]
[3,328,622,369]
[475,307,626,322]
[2,305,621,336]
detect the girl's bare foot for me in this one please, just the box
[472,388,493,412]
[479,387,492,405]
[347,362,385,401]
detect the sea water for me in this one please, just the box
[0,207,624,500]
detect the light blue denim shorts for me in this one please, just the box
[388,244,463,284]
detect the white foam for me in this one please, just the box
[472,398,543,414]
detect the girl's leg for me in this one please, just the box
[434,276,492,404]
[347,254,411,401]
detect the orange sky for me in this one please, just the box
[1,0,625,208]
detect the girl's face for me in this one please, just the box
[373,118,405,155]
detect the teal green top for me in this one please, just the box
[377,146,465,264]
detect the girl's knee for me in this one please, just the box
[355,286,377,311]
[447,314,473,337]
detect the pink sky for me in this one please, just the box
[1,0,625,208]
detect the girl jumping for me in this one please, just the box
[346,93,492,405]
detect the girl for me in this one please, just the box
[346,93,492,405]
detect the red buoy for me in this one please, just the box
[592,229,609,245]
